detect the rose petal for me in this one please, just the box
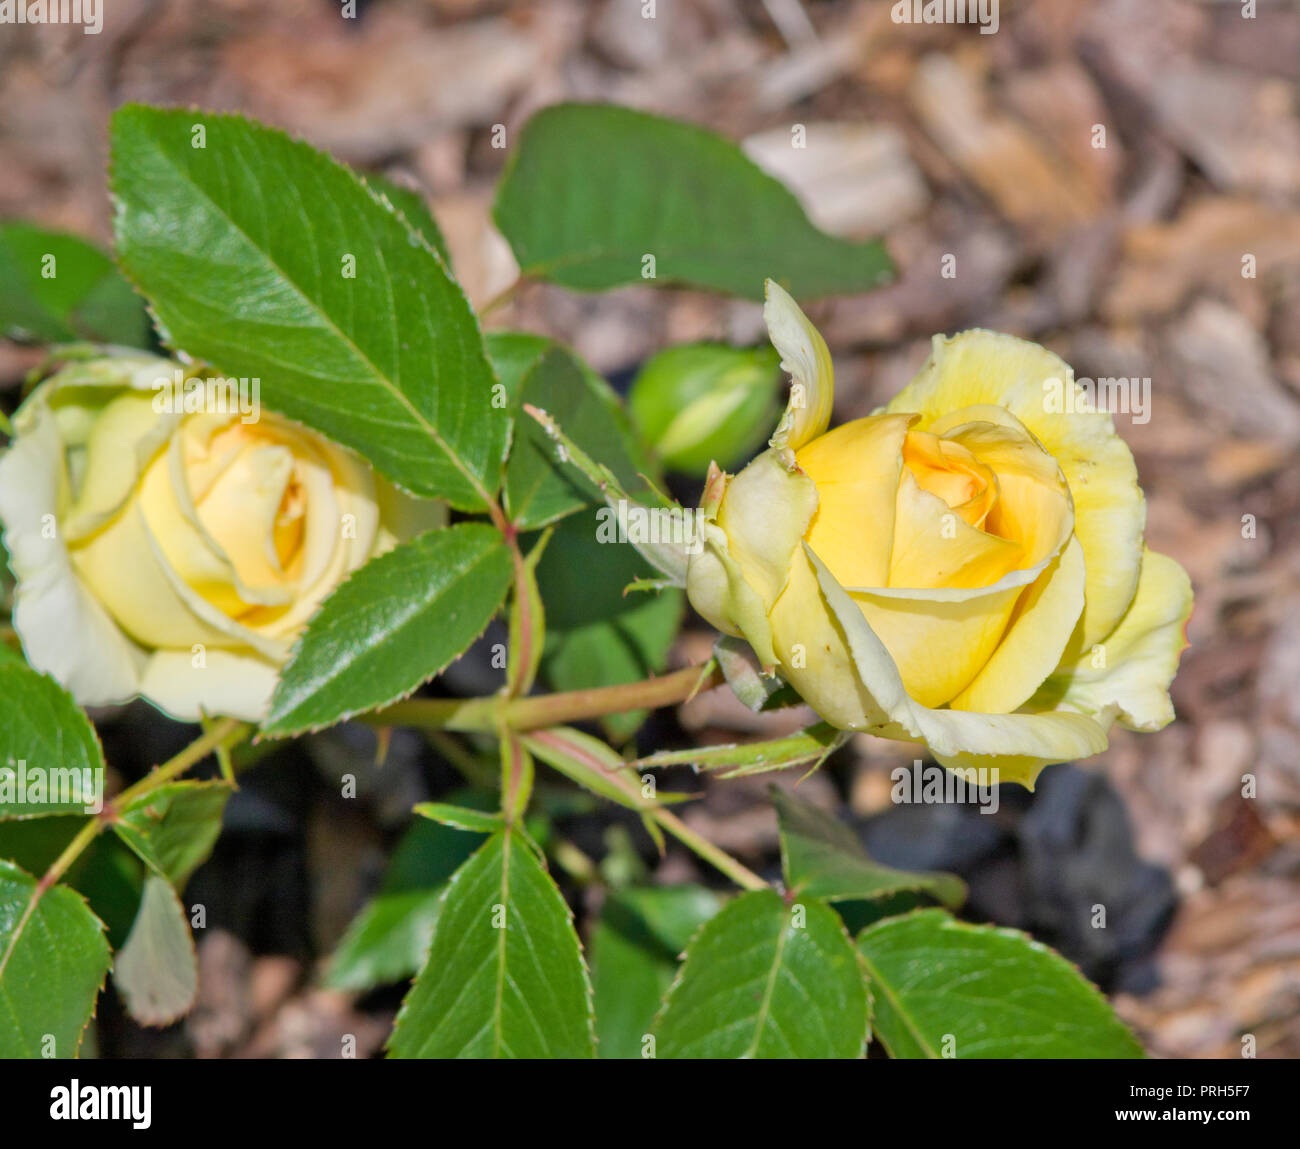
[714,448,819,609]
[154,423,293,611]
[71,489,287,660]
[887,468,1023,592]
[885,331,1145,648]
[795,412,914,588]
[950,534,1086,714]
[193,436,298,592]
[763,280,835,459]
[689,520,782,671]
[1028,547,1192,732]
[139,648,280,723]
[61,390,182,541]
[0,403,146,704]
[936,413,1073,570]
[802,543,1108,788]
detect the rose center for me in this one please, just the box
[273,475,306,570]
[190,420,309,594]
[901,430,998,530]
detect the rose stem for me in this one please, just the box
[368,661,725,733]
[28,716,252,906]
[113,716,250,808]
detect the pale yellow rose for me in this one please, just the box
[0,353,444,722]
[686,283,1192,786]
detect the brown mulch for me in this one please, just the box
[2,0,1297,1059]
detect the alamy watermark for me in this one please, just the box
[1042,375,1151,425]
[891,0,998,35]
[50,1080,150,1129]
[0,0,102,34]
[596,500,706,556]
[152,369,261,424]
[892,760,1000,814]
[0,760,104,814]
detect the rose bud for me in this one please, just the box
[629,343,781,477]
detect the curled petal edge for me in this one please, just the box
[763,279,834,464]
[805,543,1109,789]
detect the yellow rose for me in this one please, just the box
[686,283,1192,786]
[0,353,443,722]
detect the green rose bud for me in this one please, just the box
[629,343,781,477]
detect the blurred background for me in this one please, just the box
[1,0,1297,1058]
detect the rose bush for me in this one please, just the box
[687,283,1193,786]
[0,353,442,722]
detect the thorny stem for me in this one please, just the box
[535,726,768,891]
[590,759,768,891]
[651,805,768,891]
[502,528,533,700]
[36,818,100,894]
[499,726,533,824]
[34,661,749,909]
[371,660,764,887]
[483,496,513,537]
[496,517,534,818]
[369,662,724,734]
[36,717,252,894]
[114,717,250,808]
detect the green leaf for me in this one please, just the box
[0,819,145,951]
[327,811,489,992]
[112,781,232,888]
[71,839,146,954]
[329,889,444,992]
[635,722,845,779]
[494,103,893,301]
[361,173,452,266]
[264,523,512,735]
[522,726,693,811]
[856,908,1145,1059]
[711,635,808,715]
[652,889,868,1058]
[413,803,503,835]
[713,634,789,712]
[485,330,551,404]
[389,829,595,1058]
[112,874,197,1026]
[772,787,966,910]
[0,222,150,346]
[534,510,683,740]
[110,105,506,510]
[505,347,649,529]
[0,859,110,1058]
[590,885,720,1059]
[0,660,105,819]
[67,836,146,952]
